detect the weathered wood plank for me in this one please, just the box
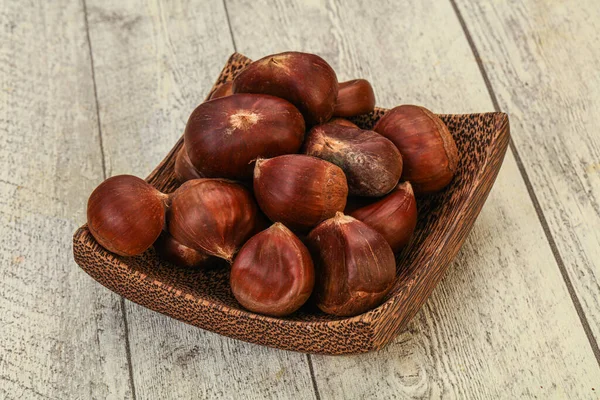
[0,1,132,398]
[454,0,600,344]
[84,1,317,398]
[226,0,600,398]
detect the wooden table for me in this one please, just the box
[1,1,599,398]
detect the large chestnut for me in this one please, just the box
[374,105,458,193]
[350,182,417,252]
[87,175,168,256]
[168,179,257,261]
[230,223,315,316]
[333,79,376,117]
[174,145,203,183]
[307,213,396,316]
[154,231,212,268]
[208,81,233,100]
[253,155,348,232]
[185,93,305,180]
[233,51,338,126]
[303,123,403,196]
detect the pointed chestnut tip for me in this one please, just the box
[333,212,355,224]
[397,181,414,195]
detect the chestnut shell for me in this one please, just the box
[174,145,203,183]
[350,182,417,252]
[307,213,397,317]
[168,179,257,261]
[185,93,305,180]
[253,155,348,232]
[87,175,167,256]
[233,51,338,126]
[374,105,458,193]
[208,81,233,100]
[333,79,376,118]
[230,223,315,317]
[303,123,403,196]
[154,231,212,268]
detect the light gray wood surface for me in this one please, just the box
[454,0,600,345]
[0,1,132,398]
[1,0,599,399]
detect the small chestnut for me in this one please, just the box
[374,105,458,194]
[350,182,417,252]
[87,175,168,256]
[168,179,258,261]
[303,123,403,196]
[253,155,348,232]
[185,93,305,180]
[307,212,396,317]
[174,145,203,183]
[328,118,359,128]
[333,79,376,118]
[154,231,212,268]
[233,51,338,126]
[208,81,233,100]
[230,223,315,316]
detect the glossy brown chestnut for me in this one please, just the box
[307,212,396,317]
[333,79,376,117]
[168,179,258,261]
[154,231,212,268]
[208,81,233,100]
[253,155,348,232]
[185,93,305,180]
[350,182,417,252]
[374,105,458,194]
[303,123,403,196]
[327,118,359,128]
[230,223,315,316]
[233,51,338,126]
[174,145,203,183]
[87,175,168,256]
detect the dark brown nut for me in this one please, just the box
[208,81,233,100]
[168,179,257,261]
[327,118,359,128]
[185,93,305,180]
[303,123,403,196]
[253,155,348,232]
[87,175,168,256]
[233,51,338,126]
[333,79,376,117]
[154,231,213,268]
[374,105,458,194]
[307,213,396,316]
[230,223,315,316]
[350,182,417,252]
[174,145,203,183]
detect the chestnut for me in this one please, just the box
[154,231,212,268]
[333,79,376,117]
[373,105,458,193]
[253,155,348,232]
[307,212,396,317]
[350,182,417,252]
[328,118,359,128]
[87,175,168,256]
[168,179,258,261]
[185,93,305,180]
[230,223,315,316]
[303,123,403,196]
[233,51,338,126]
[208,81,233,100]
[174,145,203,183]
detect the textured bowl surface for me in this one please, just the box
[73,53,510,355]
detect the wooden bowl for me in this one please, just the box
[73,53,510,355]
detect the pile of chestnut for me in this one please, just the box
[86,51,458,318]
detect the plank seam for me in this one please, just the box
[306,354,322,400]
[81,0,138,397]
[448,0,600,368]
[222,0,238,52]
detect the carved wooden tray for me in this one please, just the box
[73,53,510,355]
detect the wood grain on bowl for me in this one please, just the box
[73,53,510,355]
